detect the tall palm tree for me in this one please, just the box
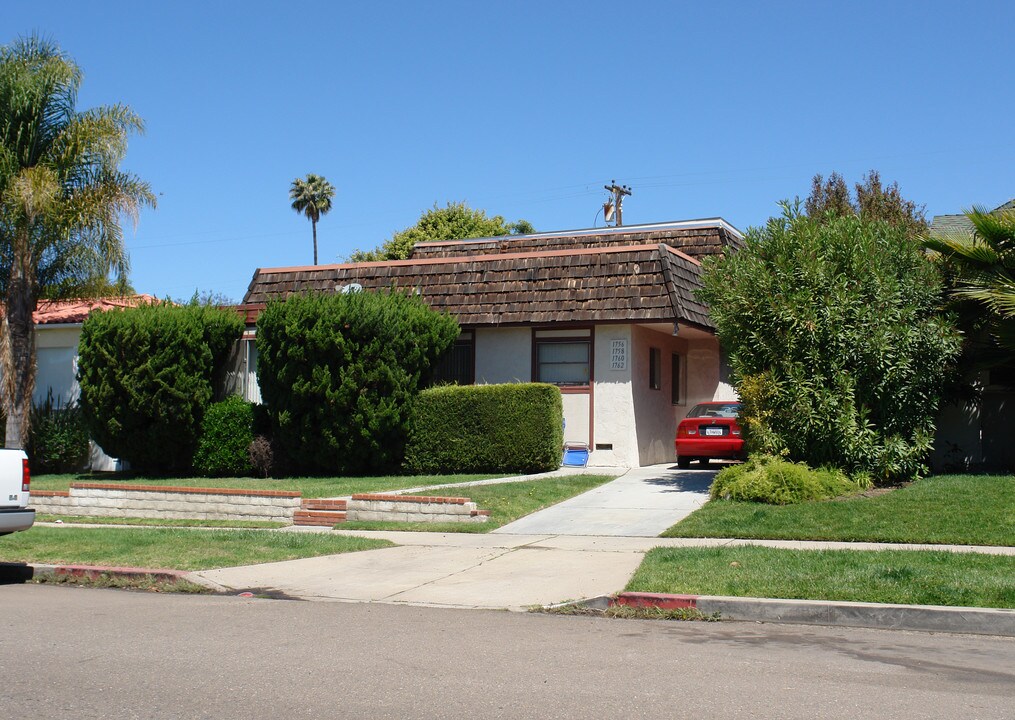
[0,36,155,448]
[289,173,335,266]
[925,205,1015,351]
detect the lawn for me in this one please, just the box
[627,546,1015,609]
[663,474,1015,546]
[340,474,616,533]
[0,527,392,571]
[30,472,506,499]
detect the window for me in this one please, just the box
[671,353,682,404]
[431,333,474,385]
[537,340,590,386]
[649,347,661,390]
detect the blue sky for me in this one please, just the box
[5,1,1013,303]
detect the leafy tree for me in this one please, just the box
[349,201,533,261]
[77,302,243,473]
[805,170,926,237]
[925,206,1015,354]
[289,173,335,266]
[0,36,155,448]
[255,290,459,474]
[698,205,960,483]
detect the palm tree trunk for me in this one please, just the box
[2,240,37,449]
[312,219,318,266]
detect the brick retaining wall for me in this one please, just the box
[31,484,301,523]
[347,494,489,523]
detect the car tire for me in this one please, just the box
[677,456,691,469]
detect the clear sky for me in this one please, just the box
[4,1,1013,303]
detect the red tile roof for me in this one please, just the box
[33,295,162,325]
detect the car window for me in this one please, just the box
[687,403,741,418]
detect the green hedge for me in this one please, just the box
[404,383,563,474]
[255,290,459,475]
[193,396,255,477]
[77,302,243,473]
[26,393,90,474]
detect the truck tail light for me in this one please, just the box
[22,458,30,492]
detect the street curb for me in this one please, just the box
[22,563,188,583]
[611,592,1015,637]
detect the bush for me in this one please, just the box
[248,435,276,478]
[710,455,869,505]
[698,207,961,483]
[404,383,563,474]
[193,396,254,476]
[26,392,90,474]
[255,290,459,475]
[77,302,243,473]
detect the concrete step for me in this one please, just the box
[293,509,347,527]
[300,499,347,511]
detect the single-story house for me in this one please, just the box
[33,295,159,470]
[928,199,1015,472]
[234,219,743,468]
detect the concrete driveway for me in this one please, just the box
[196,465,715,609]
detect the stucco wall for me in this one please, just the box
[591,325,638,467]
[630,326,724,466]
[35,326,82,406]
[475,327,531,384]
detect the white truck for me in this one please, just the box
[0,449,33,536]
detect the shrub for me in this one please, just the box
[193,396,254,476]
[248,435,275,478]
[698,206,961,483]
[26,392,90,474]
[404,383,563,474]
[255,290,459,475]
[77,302,243,473]
[709,455,869,505]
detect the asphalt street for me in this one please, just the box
[3,584,1013,720]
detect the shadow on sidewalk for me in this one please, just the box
[0,562,34,584]
[642,469,715,494]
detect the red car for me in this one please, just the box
[675,401,745,468]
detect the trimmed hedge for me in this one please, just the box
[255,290,459,475]
[77,302,243,473]
[404,383,563,474]
[709,455,870,505]
[193,396,255,477]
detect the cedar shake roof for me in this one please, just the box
[33,295,161,325]
[242,220,742,330]
[410,218,743,260]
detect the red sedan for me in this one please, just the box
[675,401,745,468]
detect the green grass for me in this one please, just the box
[30,472,507,499]
[0,526,393,571]
[627,546,1015,608]
[36,514,286,529]
[663,474,1015,546]
[340,474,617,533]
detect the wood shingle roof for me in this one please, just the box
[243,220,742,330]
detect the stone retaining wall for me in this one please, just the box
[348,494,489,523]
[31,483,301,523]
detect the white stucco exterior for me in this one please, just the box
[474,327,531,384]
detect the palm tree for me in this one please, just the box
[925,205,1015,351]
[0,36,155,448]
[289,173,335,265]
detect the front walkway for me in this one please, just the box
[494,464,714,536]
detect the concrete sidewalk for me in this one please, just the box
[191,465,1015,622]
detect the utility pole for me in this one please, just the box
[604,181,632,226]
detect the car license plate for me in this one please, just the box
[704,427,724,436]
